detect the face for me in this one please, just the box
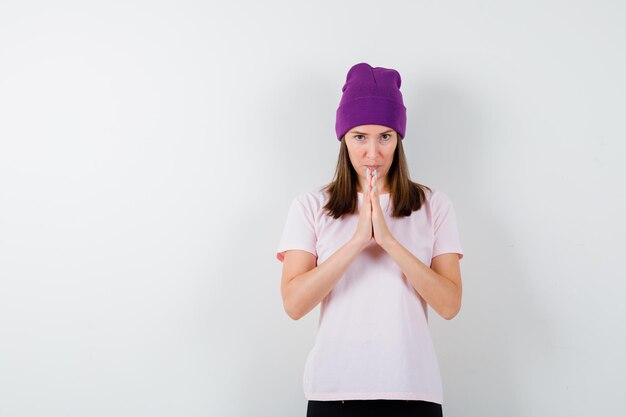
[344,124,398,193]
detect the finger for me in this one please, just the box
[370,173,376,203]
[373,169,378,195]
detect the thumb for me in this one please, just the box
[364,186,374,213]
[362,185,370,211]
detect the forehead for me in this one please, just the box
[347,125,395,134]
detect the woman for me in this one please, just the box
[276,62,464,417]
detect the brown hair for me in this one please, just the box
[321,134,432,219]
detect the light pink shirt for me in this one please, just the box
[276,185,464,404]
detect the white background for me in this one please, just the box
[1,1,625,416]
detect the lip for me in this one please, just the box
[365,165,380,170]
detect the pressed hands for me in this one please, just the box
[353,168,395,251]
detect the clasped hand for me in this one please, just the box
[353,169,394,249]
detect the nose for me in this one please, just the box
[365,141,380,160]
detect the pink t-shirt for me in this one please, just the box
[276,185,464,404]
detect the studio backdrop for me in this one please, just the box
[0,1,624,416]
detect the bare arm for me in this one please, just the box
[381,237,462,320]
[281,238,365,320]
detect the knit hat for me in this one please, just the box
[335,62,407,141]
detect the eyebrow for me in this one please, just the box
[349,129,394,135]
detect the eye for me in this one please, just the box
[381,134,391,141]
[354,135,364,141]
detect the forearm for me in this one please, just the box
[381,237,459,320]
[285,238,364,320]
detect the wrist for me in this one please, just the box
[380,236,398,252]
[350,235,369,251]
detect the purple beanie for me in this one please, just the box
[335,62,407,141]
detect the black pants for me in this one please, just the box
[306,399,443,417]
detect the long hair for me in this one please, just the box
[321,134,432,219]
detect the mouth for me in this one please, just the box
[365,165,380,170]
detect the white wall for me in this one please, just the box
[1,1,624,416]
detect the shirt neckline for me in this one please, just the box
[357,192,390,198]
[357,191,389,197]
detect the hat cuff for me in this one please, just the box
[335,96,406,141]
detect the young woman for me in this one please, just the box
[276,62,464,417]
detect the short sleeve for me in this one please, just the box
[432,191,464,260]
[275,195,318,263]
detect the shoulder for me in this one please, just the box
[289,184,329,212]
[423,186,453,207]
[420,187,458,222]
[422,188,461,230]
